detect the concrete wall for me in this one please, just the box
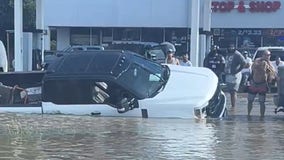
[43,0,190,28]
[43,0,284,28]
[56,28,70,50]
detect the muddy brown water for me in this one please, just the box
[0,93,283,159]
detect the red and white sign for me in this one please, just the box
[212,1,281,13]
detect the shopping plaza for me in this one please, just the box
[38,0,283,51]
[9,0,284,70]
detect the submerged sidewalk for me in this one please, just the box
[225,93,283,117]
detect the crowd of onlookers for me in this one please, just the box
[166,44,284,118]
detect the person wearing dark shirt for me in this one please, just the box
[204,45,225,82]
[224,44,246,108]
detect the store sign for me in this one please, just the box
[238,29,262,36]
[213,29,263,36]
[264,29,284,36]
[212,1,281,13]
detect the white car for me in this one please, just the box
[63,45,105,52]
[252,46,284,61]
[252,46,284,93]
[0,50,226,119]
[0,40,8,72]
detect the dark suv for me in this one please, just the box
[106,41,167,63]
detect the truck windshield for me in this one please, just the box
[116,57,169,99]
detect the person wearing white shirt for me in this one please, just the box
[241,51,253,74]
[240,51,252,91]
[271,56,284,74]
[180,53,192,67]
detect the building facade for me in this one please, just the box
[42,0,284,56]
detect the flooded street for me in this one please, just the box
[0,93,284,159]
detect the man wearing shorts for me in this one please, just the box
[247,50,276,117]
[224,44,246,108]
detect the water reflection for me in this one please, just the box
[209,115,284,160]
[0,113,284,159]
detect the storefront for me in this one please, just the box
[213,28,284,46]
[64,27,189,55]
[211,0,283,54]
[43,0,284,55]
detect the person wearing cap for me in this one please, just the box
[203,45,225,82]
[165,49,180,65]
[240,51,253,92]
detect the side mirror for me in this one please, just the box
[150,54,157,61]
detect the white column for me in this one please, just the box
[36,0,44,29]
[203,0,212,32]
[14,0,24,71]
[190,0,200,67]
[23,32,33,71]
[186,0,190,52]
[201,0,212,67]
[36,0,45,62]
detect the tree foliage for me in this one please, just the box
[0,0,35,43]
[23,0,36,30]
[0,0,14,30]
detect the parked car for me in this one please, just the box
[274,65,284,114]
[106,41,167,63]
[63,45,105,52]
[252,46,284,93]
[0,40,8,72]
[252,46,284,61]
[58,45,104,56]
[147,42,177,64]
[145,48,166,64]
[106,41,158,55]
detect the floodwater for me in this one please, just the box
[0,94,284,160]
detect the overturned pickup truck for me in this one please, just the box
[0,50,226,119]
